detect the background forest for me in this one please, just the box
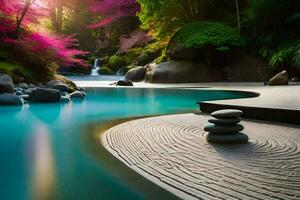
[0,0,299,83]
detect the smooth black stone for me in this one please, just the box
[29,88,61,102]
[211,109,243,118]
[204,124,244,134]
[208,117,241,126]
[116,79,134,86]
[0,93,23,105]
[206,132,249,144]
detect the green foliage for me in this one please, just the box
[174,22,246,50]
[286,10,300,24]
[123,47,143,65]
[242,0,300,69]
[154,48,169,64]
[138,0,235,40]
[266,41,299,68]
[98,67,114,75]
[108,55,125,70]
[294,47,300,67]
[100,56,110,64]
[0,61,35,83]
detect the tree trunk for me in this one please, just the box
[57,0,63,32]
[235,0,241,31]
[15,0,33,37]
[50,0,63,33]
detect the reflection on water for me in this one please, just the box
[29,124,55,200]
[0,88,248,200]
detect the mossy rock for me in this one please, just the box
[167,21,246,66]
[108,55,125,70]
[98,67,114,75]
[53,74,78,92]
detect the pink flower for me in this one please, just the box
[88,0,140,28]
[119,30,152,53]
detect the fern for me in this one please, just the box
[174,21,246,51]
[293,47,300,67]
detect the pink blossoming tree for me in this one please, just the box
[88,0,140,28]
[0,0,88,71]
[119,30,151,53]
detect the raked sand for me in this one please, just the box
[102,113,300,200]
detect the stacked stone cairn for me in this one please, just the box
[204,109,249,144]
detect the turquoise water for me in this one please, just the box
[0,88,250,200]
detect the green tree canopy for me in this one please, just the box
[137,0,241,40]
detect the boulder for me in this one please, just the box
[30,88,61,102]
[0,74,14,94]
[269,70,289,86]
[167,39,200,61]
[0,93,23,105]
[46,80,62,88]
[23,88,35,95]
[70,91,85,100]
[37,83,46,88]
[223,55,271,82]
[125,66,146,82]
[18,83,29,89]
[166,36,238,66]
[145,61,223,83]
[116,80,134,86]
[15,91,24,96]
[52,83,69,92]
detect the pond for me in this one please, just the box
[0,88,252,200]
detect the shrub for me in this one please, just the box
[100,56,110,64]
[263,40,300,69]
[123,47,143,65]
[108,55,125,70]
[98,67,114,75]
[294,46,300,67]
[154,48,169,64]
[0,60,40,83]
[173,21,246,51]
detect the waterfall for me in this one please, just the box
[91,59,100,75]
[116,67,124,76]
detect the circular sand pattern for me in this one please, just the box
[102,114,300,200]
